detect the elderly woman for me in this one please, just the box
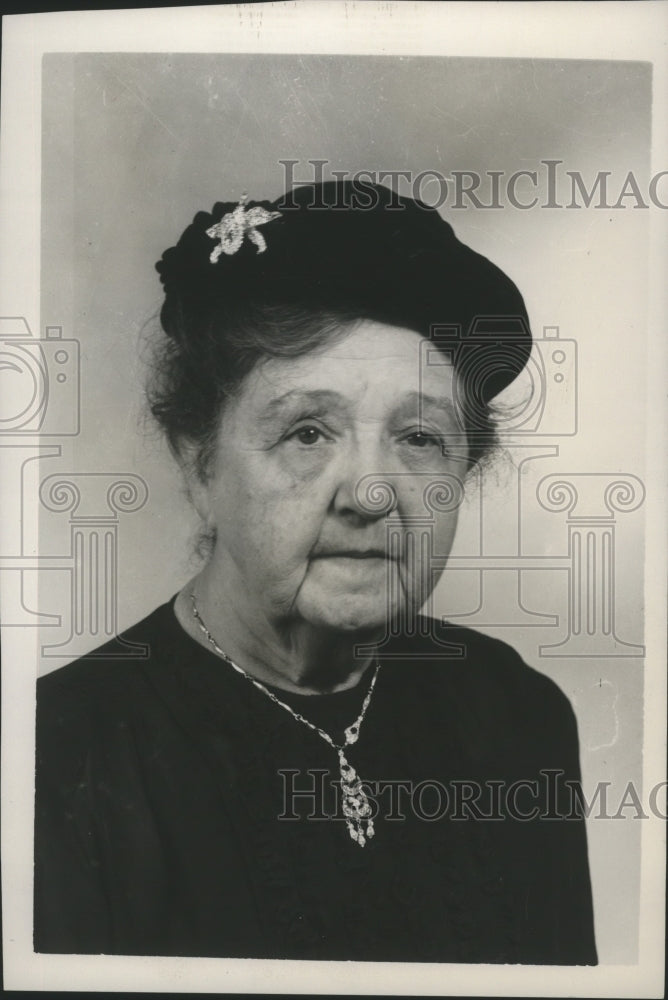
[34,180,597,964]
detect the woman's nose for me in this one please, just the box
[330,441,398,520]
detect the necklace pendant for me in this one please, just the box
[190,595,381,847]
[343,721,360,745]
[338,750,374,848]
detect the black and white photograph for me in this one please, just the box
[1,2,666,995]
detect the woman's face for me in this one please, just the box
[192,320,469,634]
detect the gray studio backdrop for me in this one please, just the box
[35,53,649,963]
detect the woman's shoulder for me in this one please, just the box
[384,617,579,752]
[36,597,181,721]
[35,597,198,792]
[391,616,567,692]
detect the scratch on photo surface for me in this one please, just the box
[431,106,482,141]
[587,679,620,752]
[101,58,180,143]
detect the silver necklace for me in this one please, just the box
[190,593,380,847]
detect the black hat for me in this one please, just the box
[156,180,532,403]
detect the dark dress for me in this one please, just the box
[34,598,597,963]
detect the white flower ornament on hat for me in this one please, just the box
[205,194,282,262]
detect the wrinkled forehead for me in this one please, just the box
[238,321,459,417]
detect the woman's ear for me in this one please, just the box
[174,438,214,525]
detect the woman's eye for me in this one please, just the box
[291,425,325,445]
[405,431,441,448]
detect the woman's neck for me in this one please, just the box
[173,571,378,695]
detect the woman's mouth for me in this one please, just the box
[314,549,394,560]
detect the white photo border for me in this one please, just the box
[1,2,666,996]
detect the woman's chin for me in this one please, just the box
[295,590,403,634]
